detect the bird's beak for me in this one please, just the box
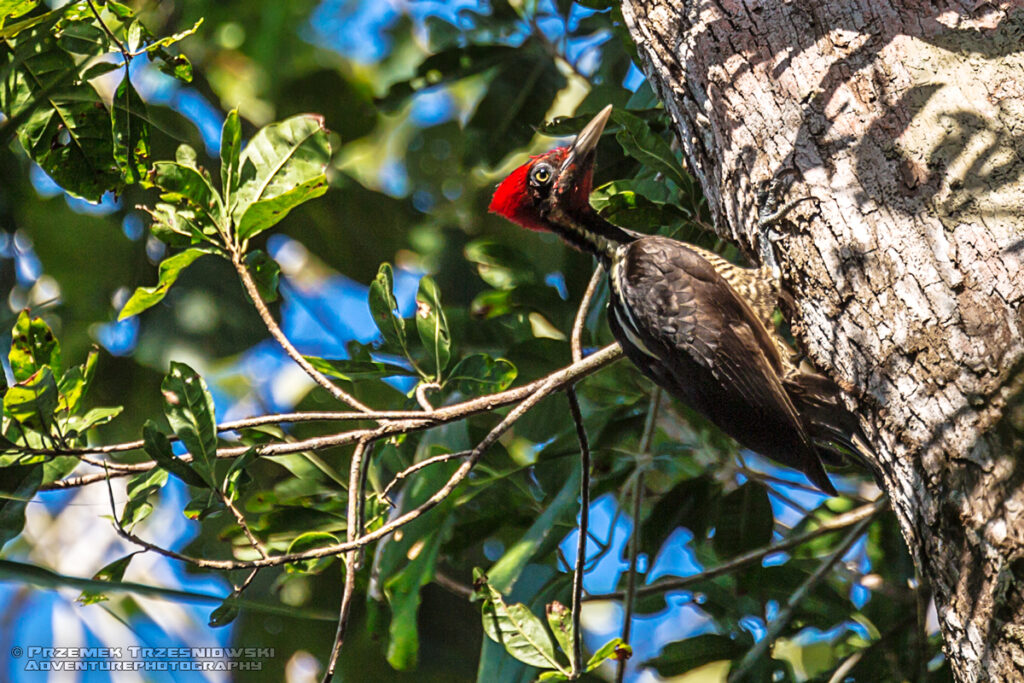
[560,104,612,175]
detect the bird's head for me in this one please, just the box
[489,105,612,233]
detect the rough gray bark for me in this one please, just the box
[620,1,1024,680]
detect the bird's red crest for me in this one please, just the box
[489,150,566,232]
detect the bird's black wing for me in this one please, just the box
[614,236,834,493]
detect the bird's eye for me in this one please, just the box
[530,165,553,186]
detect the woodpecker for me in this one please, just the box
[489,105,872,495]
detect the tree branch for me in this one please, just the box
[586,497,886,601]
[616,388,660,683]
[229,247,373,413]
[324,439,370,682]
[41,344,623,490]
[727,511,878,682]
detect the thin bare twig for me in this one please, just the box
[567,264,603,677]
[616,388,661,683]
[103,349,618,571]
[219,491,267,559]
[572,266,604,361]
[324,440,370,682]
[566,389,590,677]
[230,248,373,413]
[380,450,470,504]
[415,382,440,411]
[586,497,887,601]
[727,511,879,682]
[86,0,130,64]
[41,344,624,491]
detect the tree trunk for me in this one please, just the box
[621,1,1024,680]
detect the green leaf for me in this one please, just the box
[5,367,58,434]
[120,467,169,530]
[141,420,207,489]
[611,109,690,190]
[488,466,580,594]
[118,247,217,320]
[379,449,458,670]
[161,362,217,485]
[305,356,414,382]
[105,1,133,19]
[545,601,573,662]
[464,240,538,289]
[56,21,109,55]
[0,464,43,550]
[111,73,149,184]
[10,311,60,381]
[585,637,628,672]
[445,354,517,397]
[476,573,566,672]
[220,108,242,207]
[232,114,331,241]
[142,18,203,54]
[369,263,411,357]
[183,489,223,521]
[156,52,192,82]
[414,276,450,380]
[144,202,206,246]
[713,481,774,559]
[150,154,222,221]
[208,601,239,628]
[56,347,97,415]
[285,531,339,574]
[0,0,38,24]
[1,23,120,200]
[77,552,139,605]
[222,447,257,503]
[642,634,748,677]
[64,406,123,440]
[243,250,280,303]
[81,61,121,80]
[641,474,719,552]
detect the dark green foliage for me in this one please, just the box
[0,2,940,683]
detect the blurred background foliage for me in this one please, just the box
[0,0,947,681]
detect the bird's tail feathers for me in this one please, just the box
[785,372,877,475]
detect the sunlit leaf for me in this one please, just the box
[545,601,573,663]
[285,531,339,574]
[585,637,628,672]
[445,354,516,397]
[161,362,218,485]
[10,311,60,382]
[414,276,450,380]
[220,108,242,207]
[111,73,149,184]
[1,23,120,200]
[475,570,566,672]
[77,552,139,605]
[141,420,207,489]
[244,250,280,303]
[120,467,169,530]
[118,247,219,320]
[232,114,330,240]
